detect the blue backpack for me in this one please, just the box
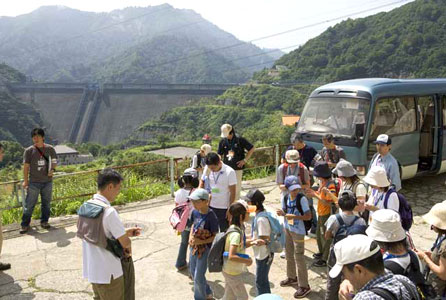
[384,189,413,231]
[333,214,368,244]
[252,211,285,253]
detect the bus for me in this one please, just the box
[296,78,446,179]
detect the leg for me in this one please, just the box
[255,254,273,295]
[91,275,125,300]
[189,248,197,280]
[121,257,135,300]
[223,272,248,300]
[21,182,41,227]
[325,273,342,300]
[285,229,297,279]
[292,232,309,288]
[194,248,212,300]
[211,207,229,232]
[320,215,332,262]
[222,272,237,300]
[316,214,324,254]
[175,229,190,269]
[40,181,53,224]
[235,170,243,201]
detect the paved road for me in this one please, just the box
[0,174,444,299]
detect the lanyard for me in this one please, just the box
[383,252,409,261]
[194,213,208,231]
[35,144,45,158]
[212,171,222,185]
[374,191,385,207]
[432,235,446,251]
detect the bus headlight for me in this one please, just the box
[356,166,366,176]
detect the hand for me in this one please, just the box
[48,170,54,177]
[425,251,432,259]
[285,214,294,220]
[364,203,376,212]
[255,239,266,246]
[279,184,287,191]
[22,181,29,190]
[276,209,285,216]
[245,257,253,267]
[236,159,246,168]
[127,227,141,237]
[339,279,355,300]
[305,188,317,197]
[124,246,132,258]
[226,208,231,221]
[189,237,195,247]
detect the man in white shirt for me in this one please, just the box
[80,168,140,300]
[200,152,237,232]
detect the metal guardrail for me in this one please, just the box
[0,144,289,212]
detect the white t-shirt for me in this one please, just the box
[252,216,271,260]
[174,188,194,217]
[82,194,127,284]
[339,181,367,215]
[202,163,237,209]
[367,189,400,222]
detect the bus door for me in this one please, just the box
[368,96,419,179]
[417,95,441,172]
[437,95,446,173]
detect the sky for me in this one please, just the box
[0,0,414,52]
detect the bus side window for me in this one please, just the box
[371,97,416,140]
[443,96,446,129]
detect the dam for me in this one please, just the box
[7,82,236,145]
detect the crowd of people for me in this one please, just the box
[1,125,446,300]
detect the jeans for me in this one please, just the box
[255,254,274,295]
[175,229,190,269]
[21,181,53,227]
[210,207,228,232]
[190,247,212,300]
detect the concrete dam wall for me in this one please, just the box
[8,83,235,145]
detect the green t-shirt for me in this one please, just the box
[222,225,246,276]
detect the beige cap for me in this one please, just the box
[423,203,446,230]
[221,124,233,138]
[285,150,300,164]
[200,144,212,155]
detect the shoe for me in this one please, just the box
[19,226,29,234]
[0,262,11,271]
[280,251,286,259]
[294,286,311,298]
[206,293,214,300]
[310,227,317,234]
[280,277,298,287]
[312,253,322,259]
[312,259,327,267]
[176,264,188,271]
[41,222,51,229]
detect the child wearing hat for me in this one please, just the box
[188,189,219,300]
[306,161,337,267]
[363,166,399,223]
[415,203,446,297]
[243,189,273,296]
[277,175,312,299]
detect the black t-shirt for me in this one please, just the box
[282,145,317,169]
[218,135,253,170]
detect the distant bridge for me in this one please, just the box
[6,82,238,145]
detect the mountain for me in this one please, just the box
[0,64,43,145]
[0,4,279,83]
[266,0,446,83]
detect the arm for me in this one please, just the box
[228,244,252,265]
[117,233,132,257]
[388,163,402,191]
[229,184,236,205]
[286,210,311,221]
[325,230,334,239]
[418,251,446,280]
[23,163,30,188]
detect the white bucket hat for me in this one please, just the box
[423,203,446,230]
[329,234,381,278]
[221,124,233,138]
[285,150,300,164]
[332,159,357,177]
[363,166,390,187]
[366,209,406,242]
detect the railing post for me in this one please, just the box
[19,180,26,208]
[170,157,175,197]
[275,144,280,169]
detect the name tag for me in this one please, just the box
[211,188,221,194]
[38,159,46,167]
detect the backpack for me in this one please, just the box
[169,202,192,232]
[284,193,312,233]
[384,189,413,231]
[370,275,420,300]
[333,214,367,244]
[252,211,286,253]
[283,162,307,185]
[208,227,242,273]
[326,179,341,214]
[385,251,437,300]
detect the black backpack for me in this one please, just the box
[370,276,420,300]
[190,151,202,168]
[284,193,312,232]
[208,227,242,273]
[333,214,367,244]
[384,251,437,300]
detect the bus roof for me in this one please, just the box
[311,78,446,99]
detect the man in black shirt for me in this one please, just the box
[0,143,11,271]
[218,124,255,200]
[286,133,318,169]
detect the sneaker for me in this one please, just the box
[19,226,29,234]
[294,286,311,298]
[312,253,322,259]
[280,277,298,287]
[312,259,327,267]
[0,262,11,271]
[176,264,188,271]
[280,251,286,259]
[41,222,51,229]
[206,293,214,300]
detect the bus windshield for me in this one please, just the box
[296,97,370,141]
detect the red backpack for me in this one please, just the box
[283,162,307,185]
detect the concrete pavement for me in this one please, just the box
[0,174,444,299]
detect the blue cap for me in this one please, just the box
[188,188,210,201]
[284,175,301,191]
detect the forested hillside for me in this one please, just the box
[260,0,446,83]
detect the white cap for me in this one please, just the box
[329,234,381,278]
[366,209,406,242]
[363,166,391,187]
[221,124,233,138]
[285,149,300,164]
[374,134,391,145]
[200,144,212,155]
